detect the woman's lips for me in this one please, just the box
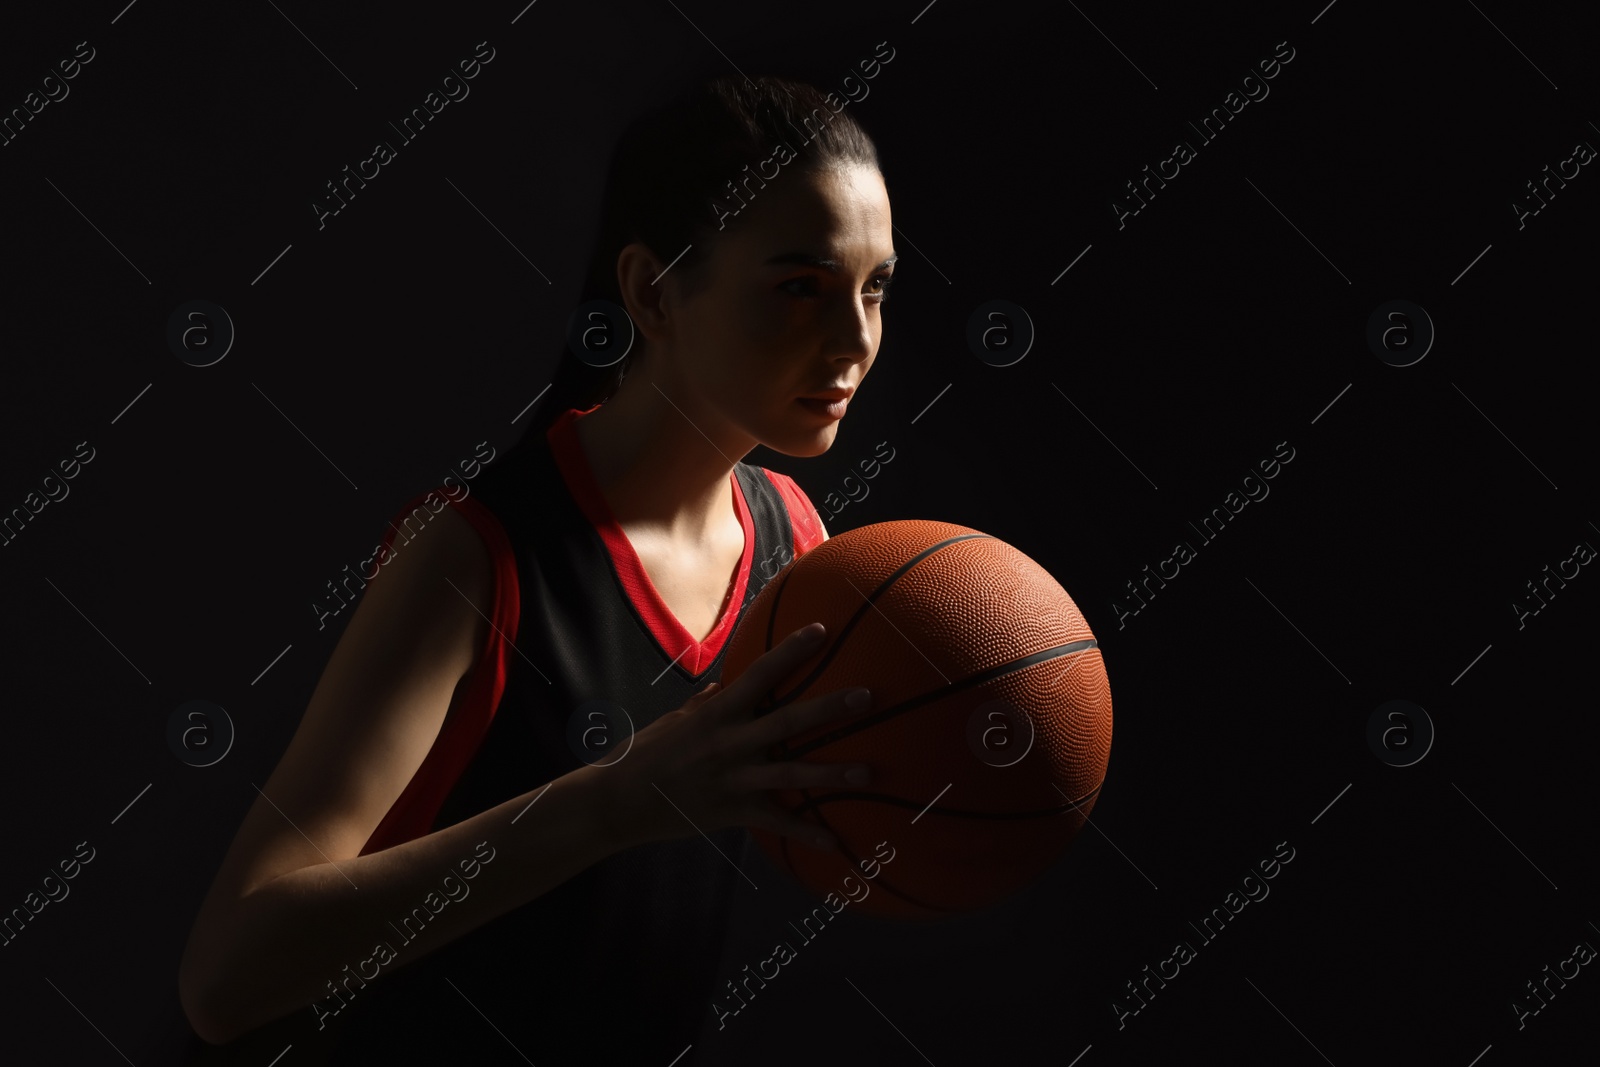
[797,396,848,419]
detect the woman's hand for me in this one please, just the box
[589,623,873,853]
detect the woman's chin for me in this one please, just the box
[768,425,838,457]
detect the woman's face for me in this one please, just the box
[655,162,895,457]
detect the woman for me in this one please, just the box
[177,75,898,1064]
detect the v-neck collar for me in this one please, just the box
[546,404,755,677]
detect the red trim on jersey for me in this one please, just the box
[548,404,754,677]
[761,469,828,558]
[360,410,825,852]
[361,488,519,855]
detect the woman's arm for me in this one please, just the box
[177,504,625,1044]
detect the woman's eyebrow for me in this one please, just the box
[763,252,899,273]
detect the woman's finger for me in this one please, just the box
[737,685,873,757]
[704,624,826,720]
[743,797,838,852]
[724,757,871,794]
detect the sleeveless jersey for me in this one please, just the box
[313,404,828,1064]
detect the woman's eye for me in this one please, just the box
[781,275,895,303]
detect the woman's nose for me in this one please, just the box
[829,297,876,361]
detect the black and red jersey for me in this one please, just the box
[315,403,828,1063]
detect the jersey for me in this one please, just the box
[311,403,828,1064]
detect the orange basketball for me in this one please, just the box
[721,519,1113,921]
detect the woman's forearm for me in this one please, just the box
[179,762,622,1044]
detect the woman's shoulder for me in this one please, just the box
[372,486,513,614]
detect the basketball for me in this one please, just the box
[721,519,1114,921]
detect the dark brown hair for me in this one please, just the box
[526,74,882,437]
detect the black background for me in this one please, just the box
[2,1,1595,1064]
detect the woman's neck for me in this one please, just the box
[572,374,753,545]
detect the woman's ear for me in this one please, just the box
[615,241,674,343]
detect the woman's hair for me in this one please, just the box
[524,74,882,438]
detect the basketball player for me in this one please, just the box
[177,75,897,1064]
